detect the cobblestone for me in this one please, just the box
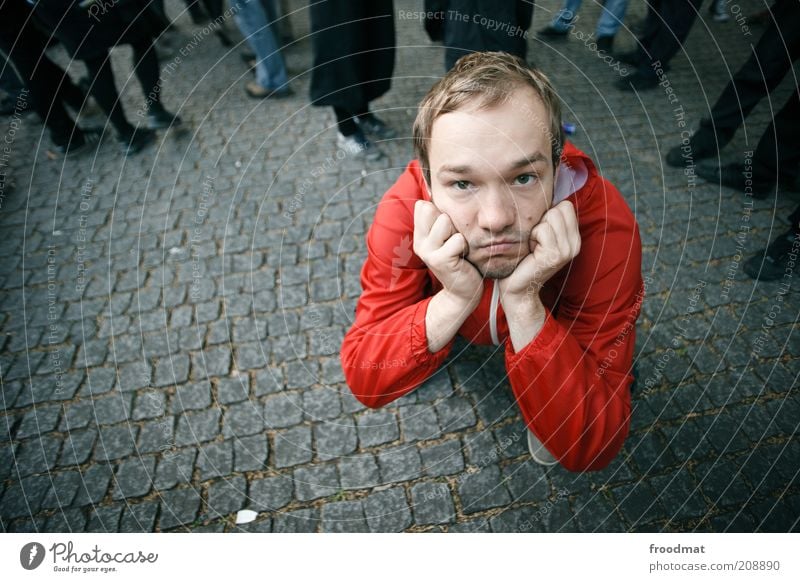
[410,482,456,525]
[273,425,312,468]
[339,454,380,490]
[321,500,368,533]
[293,464,339,502]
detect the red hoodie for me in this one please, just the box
[340,141,644,472]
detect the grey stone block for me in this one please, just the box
[410,482,456,525]
[273,425,312,468]
[339,454,380,490]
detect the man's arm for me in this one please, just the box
[340,193,483,408]
[499,196,643,472]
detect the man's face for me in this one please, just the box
[427,86,556,279]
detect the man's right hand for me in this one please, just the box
[413,200,483,311]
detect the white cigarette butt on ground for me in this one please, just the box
[235,510,258,524]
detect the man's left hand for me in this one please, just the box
[498,200,581,301]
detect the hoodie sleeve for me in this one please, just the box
[504,178,644,472]
[340,171,452,408]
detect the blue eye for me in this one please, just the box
[514,174,537,185]
[453,180,472,191]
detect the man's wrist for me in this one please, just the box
[425,288,480,353]
[440,287,481,315]
[501,291,547,352]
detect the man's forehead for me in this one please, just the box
[429,87,552,166]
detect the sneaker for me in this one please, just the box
[245,81,294,100]
[527,430,559,466]
[744,227,800,281]
[147,108,183,130]
[695,161,774,198]
[665,127,732,167]
[336,130,384,161]
[354,114,397,140]
[118,127,156,156]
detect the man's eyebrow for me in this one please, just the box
[436,152,549,178]
[508,152,549,169]
[437,164,473,177]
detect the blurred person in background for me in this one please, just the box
[1,0,99,156]
[310,0,397,161]
[536,0,629,53]
[614,0,703,90]
[231,0,292,99]
[29,0,183,156]
[665,0,800,198]
[423,0,534,69]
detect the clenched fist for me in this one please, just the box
[413,200,484,311]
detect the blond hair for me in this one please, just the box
[413,52,563,183]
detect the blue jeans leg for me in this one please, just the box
[551,0,583,32]
[596,0,630,38]
[232,0,288,90]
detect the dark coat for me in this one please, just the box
[309,0,395,110]
[29,0,154,60]
[425,0,534,69]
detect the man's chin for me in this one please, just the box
[468,256,522,280]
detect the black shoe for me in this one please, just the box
[614,50,641,66]
[695,161,774,198]
[354,114,397,140]
[147,108,183,130]
[665,127,732,167]
[0,93,33,116]
[54,127,102,157]
[118,128,156,156]
[537,25,571,39]
[215,30,233,47]
[615,71,659,91]
[596,36,614,53]
[744,228,800,280]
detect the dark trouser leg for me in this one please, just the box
[353,103,370,120]
[333,106,358,136]
[635,0,662,61]
[184,0,207,22]
[0,26,82,147]
[789,206,800,235]
[83,53,135,135]
[130,39,163,112]
[202,0,223,19]
[751,89,800,184]
[637,0,702,73]
[0,56,25,97]
[701,1,800,137]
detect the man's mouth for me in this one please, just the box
[477,239,521,255]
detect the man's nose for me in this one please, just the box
[477,186,516,234]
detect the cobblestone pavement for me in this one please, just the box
[1,0,798,533]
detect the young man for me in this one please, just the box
[340,52,643,472]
